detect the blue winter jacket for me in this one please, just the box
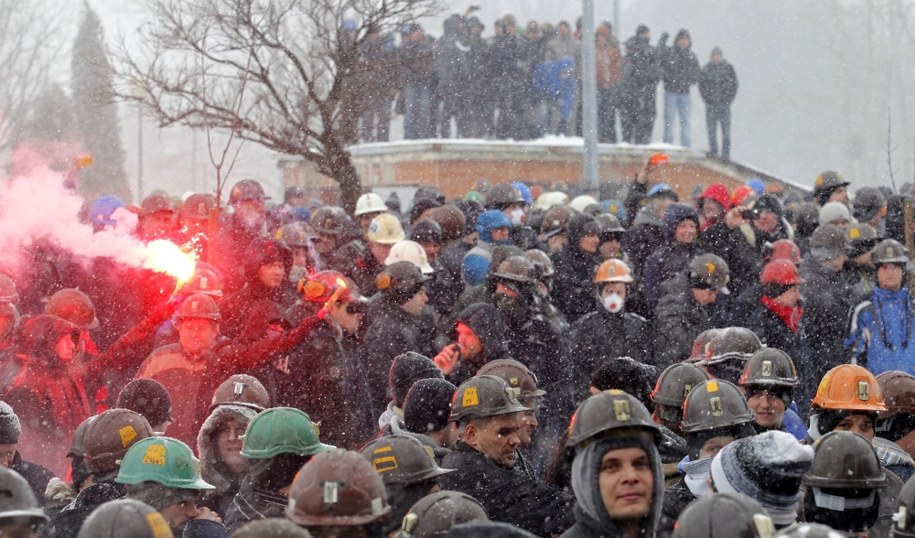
[533,58,575,121]
[847,286,915,374]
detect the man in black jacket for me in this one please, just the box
[439,375,575,536]
[658,29,700,147]
[699,47,738,159]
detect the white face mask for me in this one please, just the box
[602,293,624,313]
[510,208,525,226]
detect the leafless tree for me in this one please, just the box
[116,0,440,212]
[0,0,69,148]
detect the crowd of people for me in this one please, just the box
[349,13,739,159]
[1,159,915,537]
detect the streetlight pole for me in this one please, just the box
[137,103,143,201]
[581,0,599,191]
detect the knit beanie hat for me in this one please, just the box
[818,201,851,227]
[0,401,20,444]
[117,379,173,428]
[389,352,444,408]
[403,378,456,434]
[710,430,814,526]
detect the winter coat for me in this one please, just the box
[49,482,126,538]
[658,31,699,94]
[398,37,436,88]
[197,405,258,518]
[434,20,472,93]
[491,34,529,90]
[642,239,704,312]
[657,479,695,538]
[362,299,434,414]
[329,239,386,298]
[743,297,807,381]
[439,442,576,536]
[652,273,721,368]
[280,318,375,449]
[847,287,915,375]
[566,307,653,399]
[426,258,465,319]
[462,241,495,286]
[623,205,666,279]
[799,258,854,385]
[223,477,288,534]
[621,35,660,96]
[534,58,575,121]
[699,59,738,106]
[211,219,265,296]
[135,307,322,447]
[701,216,793,298]
[551,215,602,323]
[446,302,510,386]
[595,40,622,90]
[11,453,54,508]
[218,279,298,341]
[4,315,92,477]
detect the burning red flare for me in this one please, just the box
[142,240,197,284]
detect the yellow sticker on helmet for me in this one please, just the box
[815,176,824,186]
[462,387,479,407]
[509,376,520,387]
[683,384,693,398]
[119,425,137,448]
[606,389,624,396]
[372,446,398,473]
[761,360,773,377]
[375,273,392,291]
[706,262,716,274]
[142,444,167,466]
[146,513,172,538]
[849,227,861,240]
[613,399,632,421]
[706,380,719,393]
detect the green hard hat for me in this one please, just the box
[115,437,214,490]
[240,407,334,459]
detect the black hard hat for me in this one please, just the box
[739,348,799,388]
[450,375,529,422]
[681,379,755,434]
[361,435,454,486]
[673,492,775,538]
[803,431,888,491]
[228,179,270,205]
[567,390,660,448]
[650,363,711,407]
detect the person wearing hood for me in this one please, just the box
[567,259,652,400]
[197,394,261,518]
[401,378,459,462]
[435,302,510,387]
[3,314,91,477]
[562,390,664,538]
[463,209,512,286]
[653,254,730,367]
[551,213,602,323]
[658,29,700,148]
[641,203,704,311]
[378,352,444,432]
[218,238,297,340]
[695,183,730,231]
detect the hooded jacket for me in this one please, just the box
[622,204,667,279]
[197,405,258,517]
[562,435,664,538]
[659,29,700,94]
[641,204,703,310]
[552,214,602,323]
[447,303,510,386]
[847,286,915,375]
[652,273,720,368]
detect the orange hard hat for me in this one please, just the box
[812,364,887,412]
[594,259,634,284]
[648,153,669,166]
[760,259,803,286]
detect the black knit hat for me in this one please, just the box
[117,379,173,427]
[0,401,20,444]
[389,352,444,407]
[403,378,456,433]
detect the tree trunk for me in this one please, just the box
[320,139,362,215]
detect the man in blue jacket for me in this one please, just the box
[848,239,915,374]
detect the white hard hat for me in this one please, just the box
[533,191,570,211]
[385,240,433,274]
[355,193,387,216]
[570,194,599,213]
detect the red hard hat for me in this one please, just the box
[760,259,803,286]
[763,239,802,265]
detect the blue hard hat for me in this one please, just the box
[647,183,678,200]
[747,178,765,195]
[511,182,533,205]
[89,195,126,228]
